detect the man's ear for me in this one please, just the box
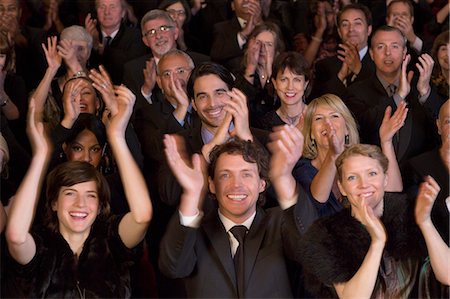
[208,177,216,194]
[192,98,198,111]
[258,179,266,193]
[367,25,372,37]
[369,48,374,61]
[156,75,162,90]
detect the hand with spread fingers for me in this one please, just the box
[337,42,362,78]
[42,36,62,71]
[61,79,83,128]
[90,65,116,116]
[379,101,408,145]
[201,112,232,163]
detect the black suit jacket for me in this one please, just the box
[210,16,244,72]
[159,206,294,298]
[346,75,440,164]
[90,23,148,85]
[158,126,270,207]
[310,52,375,100]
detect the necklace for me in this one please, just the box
[278,104,305,126]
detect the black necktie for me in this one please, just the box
[104,36,112,47]
[230,225,247,298]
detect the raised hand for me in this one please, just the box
[106,85,135,138]
[245,38,261,74]
[61,79,83,128]
[142,58,157,95]
[397,54,413,99]
[337,42,362,77]
[89,65,116,116]
[325,119,344,157]
[84,13,100,49]
[358,202,387,246]
[42,36,62,70]
[415,176,441,226]
[164,134,206,203]
[27,98,50,156]
[416,53,434,97]
[268,125,304,180]
[57,39,82,73]
[226,88,252,141]
[379,102,408,144]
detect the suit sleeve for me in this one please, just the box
[158,212,199,278]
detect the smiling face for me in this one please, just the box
[338,154,387,217]
[370,29,407,81]
[53,181,99,239]
[311,104,348,149]
[192,74,231,132]
[142,17,178,58]
[96,0,125,32]
[209,153,266,224]
[337,8,372,51]
[273,67,308,106]
[64,129,103,168]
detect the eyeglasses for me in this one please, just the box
[144,25,174,37]
[166,9,186,17]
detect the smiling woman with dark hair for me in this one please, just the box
[4,87,152,298]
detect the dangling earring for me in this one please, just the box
[345,134,349,145]
[311,138,316,147]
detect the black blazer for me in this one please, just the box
[345,74,441,164]
[90,23,148,85]
[310,52,375,101]
[158,206,294,298]
[210,16,244,72]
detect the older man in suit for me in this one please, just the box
[345,25,443,164]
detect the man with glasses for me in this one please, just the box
[123,9,209,112]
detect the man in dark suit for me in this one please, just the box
[210,0,263,72]
[123,9,209,112]
[345,25,442,164]
[310,3,375,100]
[85,0,148,85]
[158,62,270,208]
[159,136,295,298]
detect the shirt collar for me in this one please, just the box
[359,46,368,60]
[218,209,256,232]
[237,17,247,29]
[200,122,235,144]
[102,28,120,41]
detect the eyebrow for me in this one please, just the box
[341,17,364,23]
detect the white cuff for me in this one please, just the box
[179,210,204,228]
[141,87,153,105]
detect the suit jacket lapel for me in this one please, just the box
[243,207,267,291]
[202,213,237,290]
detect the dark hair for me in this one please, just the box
[337,3,372,27]
[387,0,414,17]
[370,25,407,48]
[158,0,191,24]
[431,30,449,87]
[45,161,111,233]
[187,62,235,100]
[66,113,107,147]
[272,51,311,82]
[208,138,269,205]
[0,31,15,72]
